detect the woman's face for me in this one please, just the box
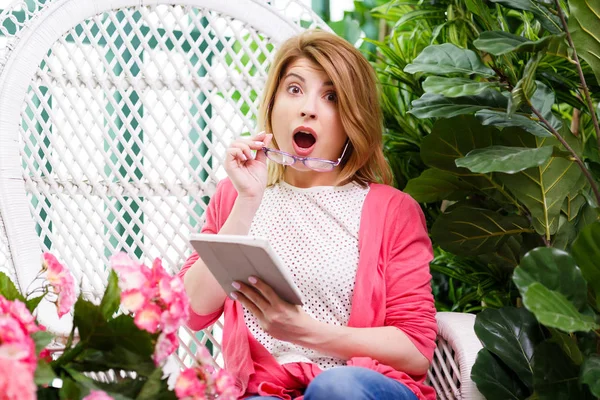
[270,57,347,179]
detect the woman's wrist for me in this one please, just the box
[219,196,262,235]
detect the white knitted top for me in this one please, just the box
[246,180,369,370]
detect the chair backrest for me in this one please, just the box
[0,0,328,365]
[0,2,477,398]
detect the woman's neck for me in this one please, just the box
[283,169,341,188]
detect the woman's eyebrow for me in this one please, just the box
[283,72,333,87]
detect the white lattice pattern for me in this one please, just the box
[0,0,328,370]
[0,1,484,397]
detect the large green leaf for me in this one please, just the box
[521,282,599,332]
[513,247,588,310]
[474,307,543,389]
[474,32,570,57]
[421,116,527,210]
[422,76,499,97]
[471,348,530,400]
[456,145,554,174]
[409,90,508,118]
[581,355,600,396]
[32,331,54,355]
[404,168,472,203]
[498,132,582,238]
[569,0,600,86]
[100,270,120,319]
[533,341,591,399]
[0,272,26,302]
[530,82,562,131]
[561,173,588,222]
[552,216,578,250]
[432,206,532,255]
[509,53,542,115]
[548,328,583,366]
[572,221,600,308]
[404,43,495,76]
[34,360,57,385]
[475,110,553,137]
[488,0,562,34]
[73,297,111,349]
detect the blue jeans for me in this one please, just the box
[245,366,418,400]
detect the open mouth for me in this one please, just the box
[293,131,316,149]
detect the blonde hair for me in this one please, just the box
[258,30,392,187]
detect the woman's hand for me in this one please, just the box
[231,277,314,343]
[224,132,273,201]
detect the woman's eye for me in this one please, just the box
[326,92,337,102]
[287,85,301,94]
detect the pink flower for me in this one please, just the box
[121,289,146,313]
[0,297,39,336]
[0,355,36,400]
[175,368,207,399]
[42,253,76,317]
[153,332,179,365]
[214,369,236,400]
[83,390,114,400]
[134,303,162,333]
[110,253,149,292]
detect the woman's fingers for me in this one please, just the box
[232,281,271,313]
[226,147,247,165]
[255,134,273,164]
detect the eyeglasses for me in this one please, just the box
[262,142,349,172]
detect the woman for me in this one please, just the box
[179,30,437,400]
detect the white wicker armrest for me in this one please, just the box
[427,312,484,400]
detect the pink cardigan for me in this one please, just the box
[179,179,437,400]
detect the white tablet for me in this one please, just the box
[189,233,304,305]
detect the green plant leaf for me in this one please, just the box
[422,76,499,97]
[488,0,562,34]
[404,43,495,76]
[404,168,472,203]
[576,202,600,232]
[530,81,562,131]
[509,53,542,115]
[137,368,172,400]
[410,90,508,118]
[552,216,578,251]
[107,315,155,357]
[73,297,110,348]
[521,282,598,332]
[100,270,120,319]
[548,328,583,366]
[432,206,532,255]
[0,272,25,302]
[456,145,554,174]
[572,221,600,309]
[581,355,600,396]
[498,132,582,238]
[513,247,588,310]
[420,116,528,210]
[34,360,57,385]
[25,294,45,314]
[474,32,569,57]
[475,110,553,137]
[32,330,54,355]
[561,173,588,222]
[569,0,600,86]
[471,348,530,400]
[533,341,590,399]
[474,307,543,389]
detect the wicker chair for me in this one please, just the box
[0,1,483,398]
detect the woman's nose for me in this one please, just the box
[300,97,318,119]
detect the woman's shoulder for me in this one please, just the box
[366,183,418,209]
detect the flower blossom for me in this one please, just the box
[110,253,190,364]
[83,390,114,400]
[42,253,76,317]
[174,364,236,400]
[0,295,39,400]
